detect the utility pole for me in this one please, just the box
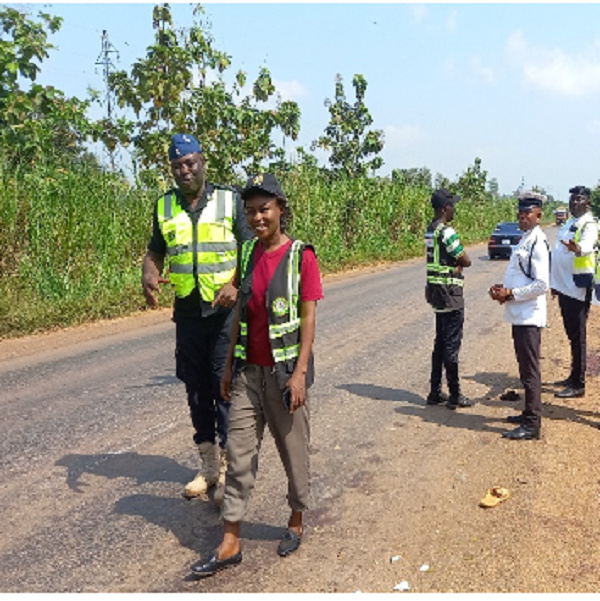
[95,30,119,170]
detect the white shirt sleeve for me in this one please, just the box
[512,232,549,302]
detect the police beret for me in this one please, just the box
[168,133,202,160]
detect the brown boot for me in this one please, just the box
[183,442,219,499]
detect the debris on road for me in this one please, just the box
[390,555,402,563]
[392,581,410,592]
[479,486,510,508]
[419,564,430,572]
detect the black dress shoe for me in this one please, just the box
[554,386,585,399]
[502,425,540,440]
[446,395,475,410]
[506,414,524,424]
[426,391,449,405]
[190,550,242,578]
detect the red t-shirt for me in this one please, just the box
[246,239,323,366]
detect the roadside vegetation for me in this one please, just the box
[0,5,563,338]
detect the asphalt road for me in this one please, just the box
[3,225,584,594]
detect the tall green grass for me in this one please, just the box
[283,172,518,271]
[0,161,543,338]
[1,160,155,336]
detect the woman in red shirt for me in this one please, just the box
[190,173,323,578]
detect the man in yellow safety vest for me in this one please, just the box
[550,185,598,399]
[142,134,253,505]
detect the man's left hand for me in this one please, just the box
[212,282,238,308]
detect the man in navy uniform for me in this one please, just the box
[142,134,253,503]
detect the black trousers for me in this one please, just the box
[512,325,542,428]
[558,290,591,389]
[175,310,234,449]
[430,309,464,398]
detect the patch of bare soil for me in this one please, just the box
[306,300,600,593]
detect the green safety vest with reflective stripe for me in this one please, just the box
[425,221,464,310]
[572,222,596,288]
[156,188,237,302]
[234,238,314,392]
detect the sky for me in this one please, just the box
[9,1,600,200]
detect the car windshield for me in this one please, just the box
[493,222,521,233]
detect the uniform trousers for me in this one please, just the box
[221,364,310,524]
[511,325,542,428]
[175,310,233,449]
[430,309,464,398]
[557,290,591,389]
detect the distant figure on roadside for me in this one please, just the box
[425,188,473,409]
[489,191,550,440]
[550,185,597,399]
[141,134,253,505]
[190,173,323,578]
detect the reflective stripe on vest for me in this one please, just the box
[573,222,596,287]
[235,239,304,364]
[427,223,464,287]
[157,189,237,301]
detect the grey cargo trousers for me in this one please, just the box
[221,364,311,523]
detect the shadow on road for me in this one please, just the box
[114,493,284,554]
[338,382,506,434]
[124,373,181,390]
[339,375,600,433]
[55,452,197,493]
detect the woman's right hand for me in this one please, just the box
[220,362,233,402]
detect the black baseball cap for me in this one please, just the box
[241,173,285,200]
[431,188,461,209]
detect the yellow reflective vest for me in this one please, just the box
[573,221,596,288]
[156,187,237,302]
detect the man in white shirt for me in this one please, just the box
[489,192,550,440]
[550,185,597,399]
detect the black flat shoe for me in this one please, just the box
[502,425,540,440]
[554,386,585,399]
[190,550,242,578]
[426,391,449,405]
[277,529,302,557]
[446,395,475,410]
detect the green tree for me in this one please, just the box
[488,177,499,200]
[590,181,600,218]
[107,3,301,186]
[454,157,489,202]
[0,7,96,166]
[314,73,384,177]
[391,167,432,189]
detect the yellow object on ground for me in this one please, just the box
[479,486,510,508]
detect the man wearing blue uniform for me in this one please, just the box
[142,134,253,503]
